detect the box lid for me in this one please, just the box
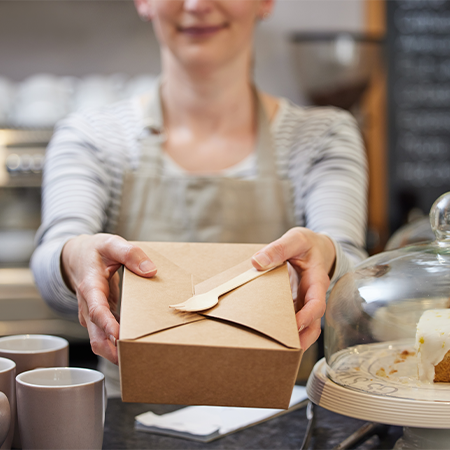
[120,242,300,351]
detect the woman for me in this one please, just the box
[31,0,367,367]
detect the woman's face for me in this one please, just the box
[136,0,274,71]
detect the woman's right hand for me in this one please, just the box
[251,227,335,351]
[61,234,157,364]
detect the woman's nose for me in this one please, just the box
[183,0,214,14]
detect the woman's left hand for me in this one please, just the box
[251,227,336,350]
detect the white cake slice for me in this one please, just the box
[415,309,450,383]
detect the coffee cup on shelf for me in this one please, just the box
[10,74,71,127]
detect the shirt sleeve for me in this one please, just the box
[288,107,368,293]
[31,111,114,318]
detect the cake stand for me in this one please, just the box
[307,340,450,449]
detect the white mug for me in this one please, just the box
[0,334,68,448]
[16,368,105,450]
[0,392,10,449]
[11,74,71,127]
[0,357,15,450]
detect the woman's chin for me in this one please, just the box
[176,51,234,73]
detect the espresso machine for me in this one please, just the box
[289,32,383,113]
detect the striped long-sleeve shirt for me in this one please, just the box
[31,96,368,318]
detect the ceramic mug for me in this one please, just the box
[0,358,15,450]
[16,367,105,450]
[0,335,69,447]
[0,392,10,449]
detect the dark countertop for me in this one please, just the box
[102,398,403,450]
[68,343,403,450]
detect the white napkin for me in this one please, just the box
[135,386,308,441]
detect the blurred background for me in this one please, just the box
[2,0,450,374]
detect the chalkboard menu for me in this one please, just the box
[387,0,450,232]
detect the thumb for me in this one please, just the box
[99,235,157,278]
[251,228,310,270]
[122,246,157,277]
[135,255,157,277]
[251,241,287,271]
[251,250,279,271]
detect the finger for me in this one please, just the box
[251,228,311,270]
[296,296,325,331]
[295,277,327,332]
[79,284,120,345]
[295,265,328,323]
[299,319,322,351]
[298,267,329,308]
[89,298,120,344]
[79,297,118,363]
[85,317,118,364]
[78,308,87,328]
[293,295,303,314]
[78,292,92,330]
[99,234,157,277]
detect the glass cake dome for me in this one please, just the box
[324,192,450,398]
[307,192,450,447]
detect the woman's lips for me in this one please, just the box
[178,24,227,37]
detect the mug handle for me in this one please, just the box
[0,391,10,448]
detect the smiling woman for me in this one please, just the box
[31,0,368,382]
[141,0,263,71]
[137,0,278,173]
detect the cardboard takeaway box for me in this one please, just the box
[118,242,303,409]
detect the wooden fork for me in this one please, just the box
[169,265,281,312]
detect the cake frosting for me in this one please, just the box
[415,309,450,383]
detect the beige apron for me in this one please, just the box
[115,83,295,244]
[101,83,295,396]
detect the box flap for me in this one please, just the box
[140,317,289,350]
[196,261,300,349]
[120,247,204,341]
[121,242,265,341]
[138,242,265,279]
[120,242,300,351]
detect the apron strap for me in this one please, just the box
[137,78,166,173]
[138,79,278,179]
[253,88,278,179]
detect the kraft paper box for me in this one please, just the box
[118,242,303,409]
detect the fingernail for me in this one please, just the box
[109,335,117,347]
[139,260,156,274]
[298,324,305,333]
[252,253,272,269]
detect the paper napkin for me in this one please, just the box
[134,385,308,443]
